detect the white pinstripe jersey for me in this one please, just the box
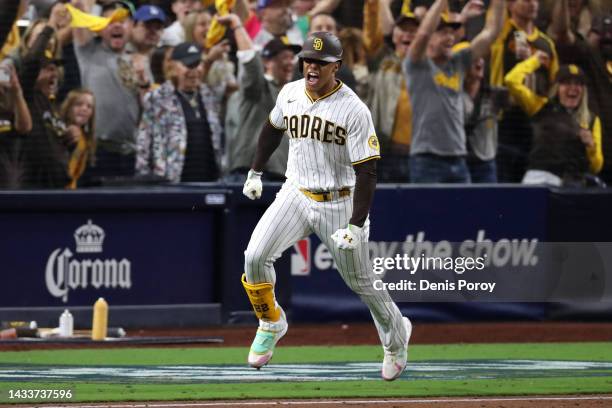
[269,79,380,191]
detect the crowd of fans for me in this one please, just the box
[0,0,610,189]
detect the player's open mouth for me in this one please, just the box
[306,72,320,86]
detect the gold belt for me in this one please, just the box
[300,188,351,202]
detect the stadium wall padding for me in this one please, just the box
[0,184,610,326]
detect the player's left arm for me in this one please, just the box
[468,0,505,61]
[331,105,380,250]
[350,159,377,227]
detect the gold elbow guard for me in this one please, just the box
[241,273,281,321]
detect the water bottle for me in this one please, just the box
[59,309,73,337]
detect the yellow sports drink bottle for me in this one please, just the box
[91,297,108,341]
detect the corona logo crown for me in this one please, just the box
[74,220,105,253]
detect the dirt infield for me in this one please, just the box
[7,395,612,408]
[1,322,612,351]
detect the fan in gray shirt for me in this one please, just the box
[402,0,505,183]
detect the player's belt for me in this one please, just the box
[300,188,351,202]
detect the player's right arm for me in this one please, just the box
[408,0,447,62]
[242,121,285,200]
[243,87,287,200]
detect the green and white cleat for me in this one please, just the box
[248,311,288,369]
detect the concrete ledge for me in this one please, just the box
[0,304,222,328]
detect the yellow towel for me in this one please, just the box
[0,24,20,60]
[205,0,236,48]
[401,0,412,16]
[67,127,91,190]
[66,4,129,32]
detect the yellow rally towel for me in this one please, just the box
[66,4,129,32]
[0,24,20,60]
[401,0,412,16]
[67,127,91,190]
[205,0,236,48]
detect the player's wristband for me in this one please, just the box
[249,169,263,178]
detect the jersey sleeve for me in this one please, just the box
[268,84,287,130]
[347,104,381,165]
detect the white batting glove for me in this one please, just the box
[331,224,362,250]
[242,169,263,200]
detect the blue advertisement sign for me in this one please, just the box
[290,187,549,321]
[0,205,218,308]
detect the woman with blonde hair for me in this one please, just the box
[182,9,238,95]
[60,88,96,189]
[505,51,603,186]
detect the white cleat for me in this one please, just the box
[247,311,288,369]
[381,316,412,381]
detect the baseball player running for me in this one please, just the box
[241,31,411,381]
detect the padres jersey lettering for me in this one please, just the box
[270,79,380,190]
[283,114,347,145]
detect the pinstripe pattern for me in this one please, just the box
[269,79,380,190]
[244,78,407,354]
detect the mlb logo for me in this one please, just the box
[291,238,311,276]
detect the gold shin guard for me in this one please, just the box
[241,274,281,321]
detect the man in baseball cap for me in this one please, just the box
[130,5,166,54]
[254,0,302,48]
[171,41,203,69]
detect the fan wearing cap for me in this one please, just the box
[549,1,612,183]
[253,0,303,49]
[14,3,84,188]
[491,0,559,183]
[73,0,141,179]
[136,42,222,183]
[130,5,166,57]
[128,5,167,91]
[364,0,420,182]
[505,54,603,185]
[221,12,299,181]
[404,0,505,183]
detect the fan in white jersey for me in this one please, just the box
[240,31,412,381]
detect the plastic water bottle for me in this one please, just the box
[59,309,73,337]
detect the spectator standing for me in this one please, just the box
[19,3,79,188]
[128,4,167,90]
[73,1,140,180]
[136,42,223,183]
[160,0,203,46]
[491,0,559,182]
[224,13,298,181]
[463,51,505,183]
[365,0,419,182]
[549,1,612,183]
[505,56,603,186]
[405,0,505,183]
[0,63,32,188]
[253,0,303,48]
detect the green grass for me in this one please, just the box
[1,342,611,365]
[1,342,611,403]
[1,377,611,403]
